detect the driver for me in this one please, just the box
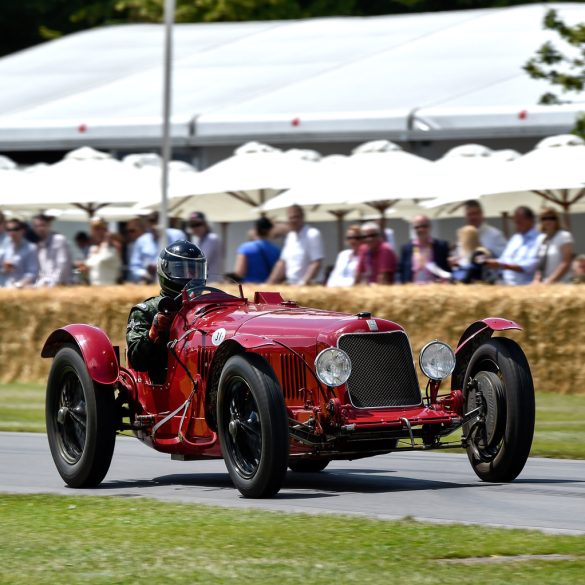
[126,240,206,381]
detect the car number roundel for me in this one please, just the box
[211,328,226,346]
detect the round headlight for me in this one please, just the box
[315,348,352,387]
[419,341,456,381]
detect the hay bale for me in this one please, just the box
[1,284,583,394]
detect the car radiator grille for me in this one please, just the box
[280,353,307,400]
[338,332,422,408]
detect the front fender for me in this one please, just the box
[451,317,521,390]
[229,333,276,351]
[41,324,119,385]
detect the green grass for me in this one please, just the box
[1,383,584,458]
[0,382,46,433]
[531,393,585,459]
[0,494,584,585]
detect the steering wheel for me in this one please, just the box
[187,285,225,299]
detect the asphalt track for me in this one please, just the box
[1,432,584,535]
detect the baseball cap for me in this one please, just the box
[189,211,207,223]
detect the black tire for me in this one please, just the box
[217,353,289,498]
[288,459,330,473]
[463,337,535,482]
[45,344,116,488]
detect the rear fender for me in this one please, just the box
[41,324,119,386]
[451,318,521,390]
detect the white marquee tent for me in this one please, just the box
[0,3,585,153]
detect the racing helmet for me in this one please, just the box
[157,239,207,297]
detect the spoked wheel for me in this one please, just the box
[288,459,330,473]
[46,344,116,488]
[463,337,535,482]
[217,354,288,498]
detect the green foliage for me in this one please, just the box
[524,8,585,138]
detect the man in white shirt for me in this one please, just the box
[485,206,540,285]
[268,204,324,285]
[463,200,507,257]
[32,214,72,287]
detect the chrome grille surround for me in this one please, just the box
[338,331,422,409]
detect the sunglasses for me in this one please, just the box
[189,222,204,228]
[363,233,379,239]
[540,216,557,221]
[6,227,22,232]
[346,235,363,240]
[414,224,430,230]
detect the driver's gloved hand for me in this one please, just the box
[148,312,173,344]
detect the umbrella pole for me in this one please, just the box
[328,210,350,254]
[561,189,571,230]
[366,200,396,232]
[74,203,94,218]
[501,211,510,239]
[220,222,229,279]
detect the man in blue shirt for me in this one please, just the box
[232,217,280,283]
[485,206,539,285]
[129,212,186,283]
[1,217,39,288]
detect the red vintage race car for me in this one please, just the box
[42,285,535,498]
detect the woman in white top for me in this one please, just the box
[533,207,574,284]
[78,217,122,286]
[326,225,362,287]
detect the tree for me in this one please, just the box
[524,8,585,138]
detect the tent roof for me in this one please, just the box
[1,3,585,150]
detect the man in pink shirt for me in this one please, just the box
[354,221,396,285]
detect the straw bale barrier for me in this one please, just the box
[1,284,584,394]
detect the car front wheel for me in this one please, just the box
[46,344,116,487]
[463,337,535,482]
[217,353,288,498]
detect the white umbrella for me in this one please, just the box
[261,146,431,251]
[342,149,435,207]
[0,155,17,170]
[260,155,364,218]
[302,144,435,223]
[143,142,320,223]
[268,145,434,215]
[0,168,30,198]
[424,136,585,224]
[41,206,151,222]
[495,136,585,222]
[422,148,524,216]
[259,155,373,251]
[0,147,158,215]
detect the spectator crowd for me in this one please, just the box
[0,200,583,289]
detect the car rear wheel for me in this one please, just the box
[463,337,534,482]
[288,459,330,473]
[46,344,116,488]
[217,353,289,498]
